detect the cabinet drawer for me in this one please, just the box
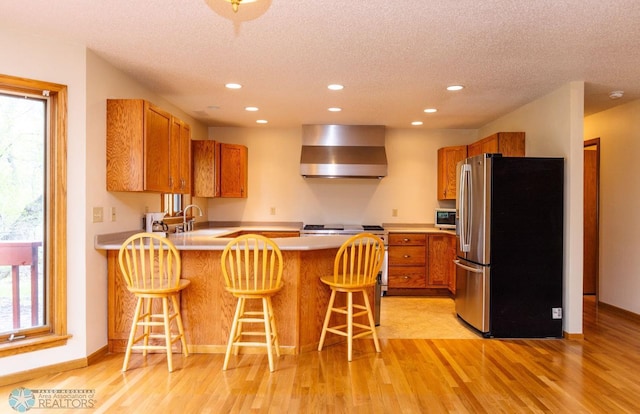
[388,267,426,288]
[388,246,426,265]
[389,233,426,246]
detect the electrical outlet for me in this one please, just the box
[392,208,398,217]
[552,307,563,319]
[270,207,276,215]
[92,207,103,223]
[111,207,117,222]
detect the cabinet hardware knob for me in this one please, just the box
[403,255,410,258]
[403,276,409,279]
[403,238,409,242]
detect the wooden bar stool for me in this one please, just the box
[221,234,284,372]
[318,233,384,361]
[118,232,190,372]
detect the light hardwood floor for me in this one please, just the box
[2,296,640,413]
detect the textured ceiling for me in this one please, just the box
[2,0,640,129]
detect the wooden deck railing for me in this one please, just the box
[0,241,42,329]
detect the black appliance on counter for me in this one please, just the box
[455,154,564,338]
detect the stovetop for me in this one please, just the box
[302,224,385,232]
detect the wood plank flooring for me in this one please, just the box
[2,296,640,413]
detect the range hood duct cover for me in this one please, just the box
[300,124,387,179]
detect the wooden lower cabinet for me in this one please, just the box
[388,232,456,295]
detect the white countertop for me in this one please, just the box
[94,226,351,251]
[385,225,456,235]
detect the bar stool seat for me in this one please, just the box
[220,234,284,372]
[118,232,189,372]
[318,233,384,361]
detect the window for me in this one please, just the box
[0,74,68,356]
[162,193,185,218]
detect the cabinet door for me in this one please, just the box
[144,103,172,192]
[427,234,453,287]
[437,145,467,200]
[170,118,191,194]
[496,132,525,156]
[107,99,145,192]
[447,234,456,293]
[219,143,248,198]
[191,140,218,197]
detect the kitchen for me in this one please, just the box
[4,1,639,390]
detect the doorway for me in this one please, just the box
[583,138,600,296]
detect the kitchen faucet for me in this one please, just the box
[181,204,203,232]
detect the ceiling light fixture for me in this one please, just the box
[224,0,257,13]
[411,121,423,126]
[328,107,342,112]
[225,83,242,89]
[245,106,259,111]
[256,119,268,124]
[447,85,464,91]
[609,90,624,99]
[328,84,344,91]
[424,108,437,113]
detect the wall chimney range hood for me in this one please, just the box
[300,124,388,179]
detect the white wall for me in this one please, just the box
[206,127,477,224]
[584,99,640,314]
[478,81,585,335]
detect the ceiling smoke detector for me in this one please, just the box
[609,90,624,99]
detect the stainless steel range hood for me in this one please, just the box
[300,124,387,179]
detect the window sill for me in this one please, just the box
[0,334,72,358]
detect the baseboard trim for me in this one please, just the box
[563,331,584,340]
[598,300,640,322]
[0,345,110,387]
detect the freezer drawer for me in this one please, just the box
[454,259,490,333]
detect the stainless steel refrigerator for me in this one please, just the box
[454,153,564,338]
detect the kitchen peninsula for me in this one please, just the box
[95,226,366,355]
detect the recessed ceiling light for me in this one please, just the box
[245,106,259,111]
[328,107,342,112]
[411,121,423,126]
[328,84,344,91]
[424,108,437,113]
[225,83,242,89]
[256,119,268,124]
[609,90,624,99]
[447,85,464,91]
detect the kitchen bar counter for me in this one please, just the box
[97,227,368,356]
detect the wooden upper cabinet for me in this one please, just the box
[192,140,248,198]
[437,145,467,200]
[467,132,525,158]
[107,99,191,193]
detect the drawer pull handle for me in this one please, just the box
[403,255,410,258]
[403,238,410,242]
[403,276,410,279]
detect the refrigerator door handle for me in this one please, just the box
[454,259,483,273]
[459,164,472,252]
